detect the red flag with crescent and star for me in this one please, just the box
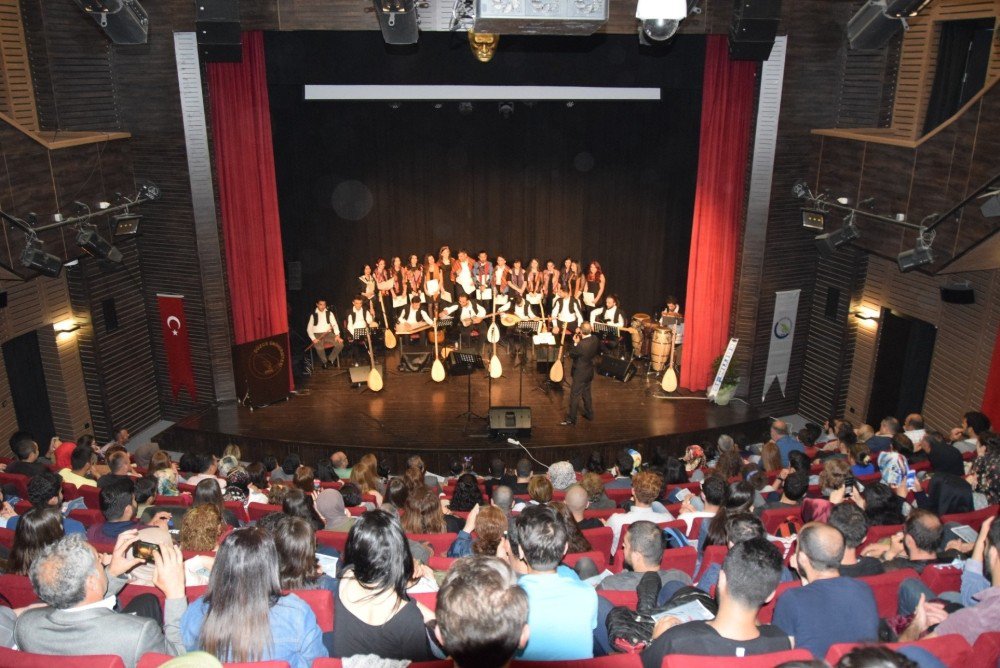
[157,294,197,401]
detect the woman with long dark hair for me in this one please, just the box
[332,510,435,660]
[282,488,325,532]
[269,515,337,594]
[448,473,484,512]
[180,527,326,666]
[402,486,463,534]
[193,478,241,527]
[5,506,63,575]
[701,480,754,549]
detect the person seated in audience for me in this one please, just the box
[155,466,180,496]
[599,520,690,592]
[549,501,594,555]
[861,481,908,526]
[911,430,963,477]
[181,526,326,667]
[868,416,899,454]
[903,413,925,445]
[329,451,351,479]
[58,445,99,488]
[292,465,316,496]
[147,450,176,479]
[245,462,270,504]
[185,453,227,490]
[828,503,884,578]
[969,433,1000,507]
[16,531,187,667]
[223,469,251,505]
[97,450,135,490]
[607,471,675,554]
[405,454,445,490]
[920,472,973,517]
[510,458,533,495]
[774,522,879,658]
[699,480,753,551]
[216,455,240,479]
[952,410,991,454]
[6,471,85,535]
[281,488,324,532]
[449,472,485,512]
[772,420,803,467]
[759,439,783,474]
[135,477,164,523]
[855,423,875,447]
[492,484,516,531]
[6,436,49,478]
[564,483,602,530]
[314,488,354,532]
[350,453,386,496]
[332,510,435,660]
[900,516,1000,645]
[580,472,615,509]
[448,503,507,557]
[683,444,707,482]
[4,506,63,575]
[484,457,516,498]
[605,449,638,489]
[406,484,464,532]
[89,478,172,543]
[379,476,409,518]
[798,425,821,460]
[434,555,529,668]
[313,458,338,484]
[338,481,369,510]
[838,646,930,668]
[757,469,809,516]
[0,489,15,532]
[864,508,967,576]
[658,455,690,493]
[819,459,851,497]
[269,453,300,484]
[848,442,877,477]
[52,436,79,470]
[499,504,597,661]
[269,514,337,594]
[713,448,744,481]
[695,513,795,594]
[641,538,791,666]
[190,477,241,528]
[519,474,553,510]
[547,460,576,492]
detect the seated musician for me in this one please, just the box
[396,295,433,345]
[590,294,626,354]
[306,299,343,370]
[443,293,486,347]
[500,293,539,365]
[551,286,583,336]
[344,294,375,365]
[661,295,682,321]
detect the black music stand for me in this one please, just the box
[448,350,487,424]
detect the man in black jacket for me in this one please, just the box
[561,322,602,426]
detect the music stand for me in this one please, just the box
[448,351,487,424]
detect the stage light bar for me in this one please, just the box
[304,85,661,101]
[801,208,826,231]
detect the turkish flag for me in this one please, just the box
[157,294,197,401]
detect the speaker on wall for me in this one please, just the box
[197,0,241,62]
[72,0,148,44]
[728,0,781,61]
[940,283,975,304]
[489,406,532,437]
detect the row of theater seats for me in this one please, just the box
[3,632,999,668]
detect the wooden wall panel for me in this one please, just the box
[844,256,1000,430]
[0,0,38,130]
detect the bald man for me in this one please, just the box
[772,523,879,658]
[771,419,804,467]
[564,484,602,530]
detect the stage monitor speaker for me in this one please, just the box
[940,284,975,305]
[729,0,780,61]
[197,0,241,62]
[73,0,148,44]
[400,349,431,372]
[597,355,635,383]
[534,344,557,374]
[489,406,532,437]
[348,365,371,386]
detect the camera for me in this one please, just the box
[131,540,161,564]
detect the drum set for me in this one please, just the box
[629,313,677,374]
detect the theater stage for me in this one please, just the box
[157,348,766,473]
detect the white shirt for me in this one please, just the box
[445,302,485,322]
[346,307,374,333]
[607,506,676,555]
[398,306,433,326]
[456,261,474,291]
[66,596,117,614]
[905,429,926,445]
[552,297,583,325]
[307,308,340,340]
[590,305,624,326]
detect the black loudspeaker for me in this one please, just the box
[489,406,532,438]
[729,0,781,61]
[940,284,975,305]
[73,0,148,44]
[399,349,431,372]
[534,344,558,374]
[196,0,241,62]
[348,365,372,386]
[597,355,636,383]
[372,0,419,45]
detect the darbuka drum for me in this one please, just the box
[630,313,651,355]
[649,325,673,372]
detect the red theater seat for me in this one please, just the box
[597,589,638,610]
[610,520,687,572]
[315,530,348,554]
[971,632,1000,668]
[582,508,623,520]
[942,505,998,532]
[0,647,125,668]
[661,546,698,577]
[138,654,289,668]
[604,488,633,506]
[0,573,40,606]
[0,527,14,550]
[153,494,192,507]
[582,527,614,559]
[224,500,250,523]
[760,506,803,535]
[920,564,962,594]
[824,634,973,666]
[68,508,104,528]
[859,523,903,549]
[564,550,608,573]
[693,544,727,582]
[406,533,459,557]
[757,580,802,624]
[858,568,919,619]
[248,502,282,521]
[78,485,101,510]
[662,650,813,667]
[0,472,30,498]
[411,591,437,611]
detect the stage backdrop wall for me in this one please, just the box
[266,32,704,336]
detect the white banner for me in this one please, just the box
[762,289,800,400]
[708,338,740,401]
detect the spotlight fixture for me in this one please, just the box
[72,200,91,217]
[98,201,111,210]
[20,237,63,278]
[852,309,880,322]
[814,212,860,256]
[897,228,935,272]
[113,213,142,236]
[801,208,826,231]
[635,0,688,43]
[791,180,811,199]
[76,225,123,263]
[138,182,161,201]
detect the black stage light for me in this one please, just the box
[814,216,860,256]
[897,234,934,272]
[76,226,123,263]
[801,208,826,230]
[113,213,142,236]
[21,239,63,278]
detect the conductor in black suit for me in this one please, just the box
[561,322,603,426]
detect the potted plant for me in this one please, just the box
[709,355,741,406]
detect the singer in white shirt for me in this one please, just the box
[307,300,343,369]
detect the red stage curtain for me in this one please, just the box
[981,324,1000,424]
[207,31,292,389]
[680,35,757,392]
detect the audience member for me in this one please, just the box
[549,501,593,556]
[683,444,707,482]
[349,454,385,496]
[89,478,171,543]
[449,472,485,512]
[6,436,48,478]
[314,488,354,532]
[330,451,351,479]
[828,503,884,577]
[448,503,507,557]
[547,460,576,491]
[848,443,877,477]
[270,454,300,484]
[4,506,63,575]
[970,433,1000,506]
[868,509,961,574]
[155,467,180,496]
[281,488,324,532]
[760,440,782,474]
[757,469,809,516]
[484,457,516,498]
[245,462,270,504]
[641,538,790,666]
[524,474,553,506]
[700,480,753,550]
[607,471,674,554]
[598,520,690,592]
[434,555,529,668]
[332,510,435,660]
[565,484,602,530]
[903,414,925,445]
[868,417,899,454]
[269,515,336,594]
[914,431,964,477]
[6,471,85,535]
[59,445,98,488]
[16,531,187,667]
[580,472,615,509]
[186,454,226,490]
[509,460,533,496]
[773,523,879,658]
[179,504,223,553]
[773,420,803,467]
[861,482,907,526]
[98,451,134,489]
[952,411,990,454]
[195,477,240,527]
[181,527,326,667]
[606,449,637,489]
[403,485,463,534]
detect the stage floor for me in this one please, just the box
[158,346,765,472]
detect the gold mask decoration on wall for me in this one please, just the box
[468,31,500,62]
